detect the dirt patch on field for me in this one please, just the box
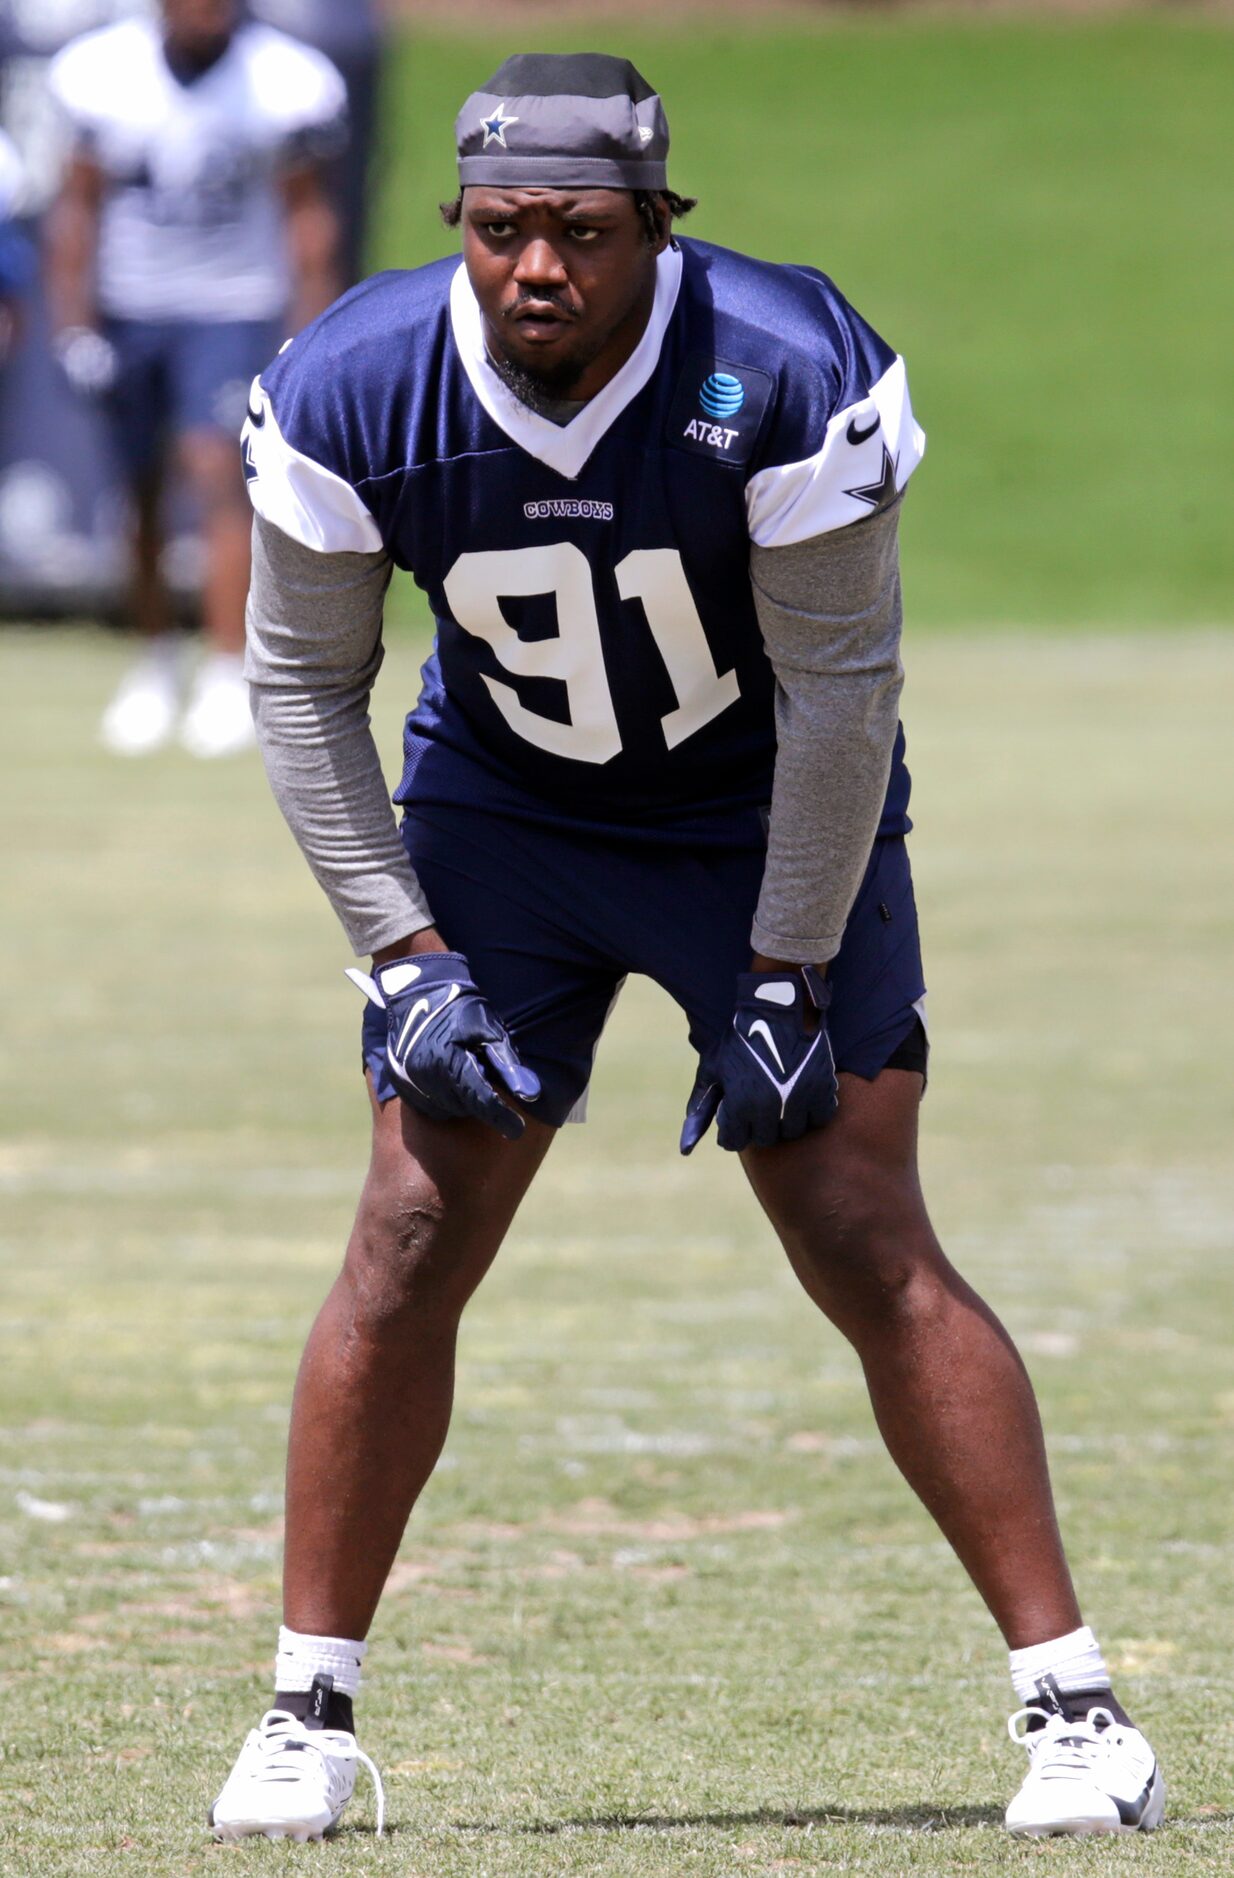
[421,1636,492,1664]
[548,1496,795,1540]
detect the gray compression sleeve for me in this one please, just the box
[244,514,435,955]
[749,501,904,964]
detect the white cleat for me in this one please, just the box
[1005,1704,1164,1837]
[207,1709,385,1842]
[179,652,255,758]
[99,649,180,755]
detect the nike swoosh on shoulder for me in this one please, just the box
[846,413,880,446]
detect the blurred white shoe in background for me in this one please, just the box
[99,637,181,755]
[179,652,255,758]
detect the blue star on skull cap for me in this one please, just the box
[480,103,520,148]
[456,52,670,191]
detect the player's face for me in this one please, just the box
[462,188,668,401]
[161,0,237,61]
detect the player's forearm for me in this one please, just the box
[753,676,899,964]
[247,514,436,956]
[750,504,904,965]
[250,687,437,955]
[281,171,343,332]
[373,927,449,965]
[750,950,826,976]
[286,202,342,331]
[43,172,101,333]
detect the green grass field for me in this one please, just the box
[373,14,1234,630]
[2,624,1232,1875]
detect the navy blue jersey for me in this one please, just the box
[243,237,925,842]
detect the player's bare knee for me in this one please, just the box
[343,1177,467,1327]
[783,1172,947,1337]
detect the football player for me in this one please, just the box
[210,53,1164,1843]
[44,0,346,756]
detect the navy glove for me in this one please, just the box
[680,966,838,1154]
[347,952,540,1141]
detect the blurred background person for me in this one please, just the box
[0,123,32,367]
[43,0,346,756]
[0,0,142,617]
[0,0,385,621]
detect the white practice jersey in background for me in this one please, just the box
[0,127,24,218]
[47,17,345,322]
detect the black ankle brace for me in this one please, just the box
[274,1671,355,1735]
[1028,1672,1133,1731]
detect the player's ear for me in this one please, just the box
[647,192,671,254]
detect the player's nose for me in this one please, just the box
[513,237,569,287]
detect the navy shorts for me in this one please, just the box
[103,317,280,479]
[363,806,928,1127]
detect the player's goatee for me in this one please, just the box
[487,345,586,406]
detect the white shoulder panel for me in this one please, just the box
[244,26,348,132]
[745,355,926,548]
[45,24,133,129]
[242,379,382,554]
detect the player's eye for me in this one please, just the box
[566,225,601,242]
[484,221,517,238]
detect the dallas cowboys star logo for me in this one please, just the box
[480,103,520,148]
[845,444,899,511]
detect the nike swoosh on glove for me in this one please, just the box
[347,953,540,1141]
[679,966,837,1154]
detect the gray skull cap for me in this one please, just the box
[457,51,669,191]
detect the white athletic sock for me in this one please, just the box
[1009,1624,1111,1705]
[275,1625,366,1698]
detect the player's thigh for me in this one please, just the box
[741,1066,949,1328]
[361,806,628,1129]
[743,1061,925,1234]
[170,318,278,495]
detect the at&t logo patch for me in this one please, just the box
[668,355,772,467]
[682,417,741,452]
[698,372,745,419]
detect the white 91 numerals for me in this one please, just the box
[442,542,740,764]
